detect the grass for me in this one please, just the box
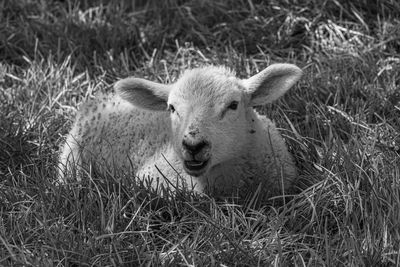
[1,0,400,265]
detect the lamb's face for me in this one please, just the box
[116,64,302,177]
[167,68,250,177]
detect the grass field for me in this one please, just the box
[1,0,400,266]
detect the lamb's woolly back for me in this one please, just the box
[59,64,302,199]
[59,93,170,179]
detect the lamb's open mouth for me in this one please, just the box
[183,159,209,175]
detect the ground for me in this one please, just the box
[0,0,399,266]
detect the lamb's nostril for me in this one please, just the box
[182,140,209,155]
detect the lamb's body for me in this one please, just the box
[59,64,301,198]
[59,94,171,176]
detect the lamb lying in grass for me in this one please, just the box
[59,64,302,198]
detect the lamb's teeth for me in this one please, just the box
[189,161,203,167]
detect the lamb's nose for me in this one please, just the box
[182,140,209,156]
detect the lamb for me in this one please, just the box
[59,64,302,198]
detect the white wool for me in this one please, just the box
[59,64,302,198]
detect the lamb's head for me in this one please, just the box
[116,64,302,177]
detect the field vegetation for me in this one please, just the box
[1,0,399,265]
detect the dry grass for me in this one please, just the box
[1,0,399,266]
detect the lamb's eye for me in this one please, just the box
[168,104,175,113]
[227,101,238,110]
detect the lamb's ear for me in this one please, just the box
[115,77,171,111]
[243,64,302,106]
